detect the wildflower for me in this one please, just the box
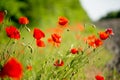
[5,26,20,39]
[95,74,104,80]
[36,39,45,47]
[70,48,78,54]
[54,59,64,67]
[85,35,103,48]
[85,35,96,42]
[0,58,23,79]
[0,11,5,24]
[0,71,5,78]
[33,28,45,40]
[48,38,54,43]
[94,38,103,47]
[51,33,61,43]
[18,16,29,25]
[26,65,32,71]
[99,32,109,40]
[85,35,96,47]
[47,37,60,47]
[48,34,61,47]
[58,16,68,26]
[105,28,114,35]
[88,41,96,48]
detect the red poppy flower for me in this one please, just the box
[58,16,68,26]
[105,28,114,35]
[85,35,96,43]
[88,41,96,48]
[85,35,96,47]
[26,65,32,71]
[51,33,61,43]
[5,26,20,39]
[33,28,45,40]
[70,48,78,54]
[0,11,5,24]
[99,32,109,40]
[95,74,104,80]
[48,38,54,43]
[47,37,60,47]
[94,38,103,47]
[36,39,45,47]
[85,35,103,48]
[0,58,23,79]
[54,59,64,67]
[0,71,5,78]
[19,16,29,25]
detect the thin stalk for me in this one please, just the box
[1,39,11,64]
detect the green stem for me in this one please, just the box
[2,39,11,63]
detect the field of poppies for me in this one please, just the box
[0,11,113,80]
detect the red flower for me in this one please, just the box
[85,35,96,43]
[33,28,45,40]
[70,48,78,54]
[94,38,103,47]
[85,35,103,48]
[0,70,5,78]
[95,74,104,80]
[47,37,60,47]
[5,26,20,39]
[58,16,68,26]
[36,39,45,47]
[51,33,61,43]
[19,16,29,25]
[26,65,32,71]
[105,28,114,35]
[0,58,23,79]
[0,11,5,24]
[85,35,96,47]
[99,32,109,40]
[48,38,54,43]
[54,59,64,67]
[88,41,96,48]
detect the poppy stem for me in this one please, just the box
[0,22,4,31]
[25,25,31,32]
[2,39,11,61]
[19,25,24,33]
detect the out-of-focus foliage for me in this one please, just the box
[0,0,27,25]
[100,10,120,20]
[0,0,90,27]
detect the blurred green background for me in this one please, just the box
[1,0,118,79]
[0,0,90,28]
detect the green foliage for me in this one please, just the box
[100,10,120,20]
[0,0,27,16]
[0,0,27,25]
[0,0,90,27]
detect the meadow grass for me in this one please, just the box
[0,22,113,80]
